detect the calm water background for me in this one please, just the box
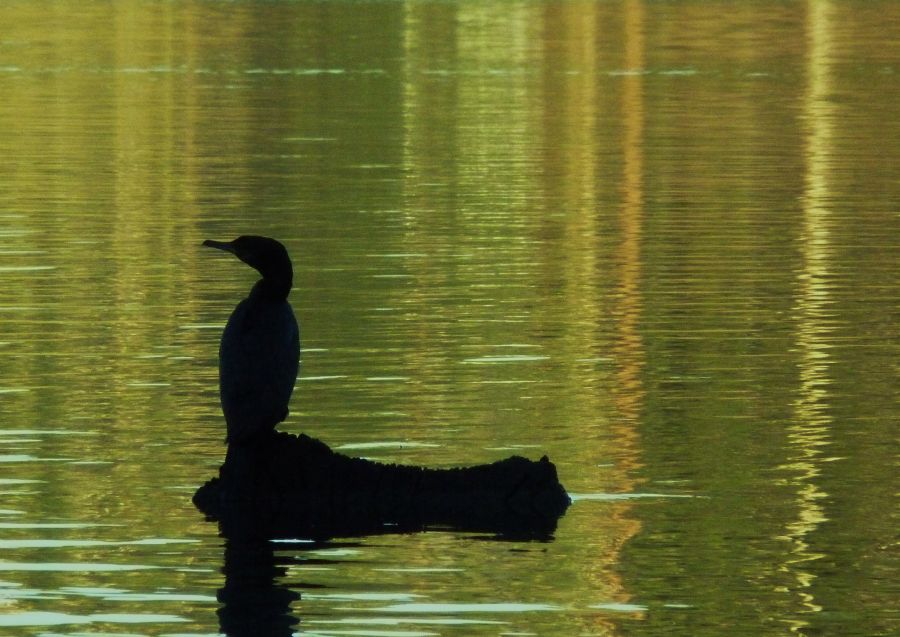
[1,1,898,635]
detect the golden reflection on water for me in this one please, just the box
[603,0,648,627]
[613,0,647,474]
[777,1,837,630]
[0,1,898,635]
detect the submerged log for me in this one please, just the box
[193,432,570,540]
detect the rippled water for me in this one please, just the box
[1,1,898,636]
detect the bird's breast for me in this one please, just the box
[219,297,300,429]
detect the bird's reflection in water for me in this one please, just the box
[217,538,301,636]
[211,493,567,635]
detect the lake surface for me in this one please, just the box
[1,1,898,635]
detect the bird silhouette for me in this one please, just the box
[203,236,300,444]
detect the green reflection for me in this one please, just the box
[0,0,897,636]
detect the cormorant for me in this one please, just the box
[203,236,300,444]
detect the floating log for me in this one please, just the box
[193,432,570,540]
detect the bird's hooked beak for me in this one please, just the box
[202,239,236,254]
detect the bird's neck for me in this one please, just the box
[250,275,292,302]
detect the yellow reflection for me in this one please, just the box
[399,3,647,630]
[606,0,647,623]
[779,1,836,630]
[0,2,235,547]
[613,0,646,437]
[547,0,648,629]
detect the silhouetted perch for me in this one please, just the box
[193,432,570,540]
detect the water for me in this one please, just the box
[1,1,898,635]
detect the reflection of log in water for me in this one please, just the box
[204,434,569,633]
[217,539,300,636]
[194,432,570,541]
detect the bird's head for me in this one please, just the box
[203,235,293,294]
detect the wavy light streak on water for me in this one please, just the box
[0,1,897,636]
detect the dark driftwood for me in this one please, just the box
[193,432,570,540]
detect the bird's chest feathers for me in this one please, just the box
[222,297,298,361]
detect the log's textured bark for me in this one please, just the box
[193,432,570,540]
